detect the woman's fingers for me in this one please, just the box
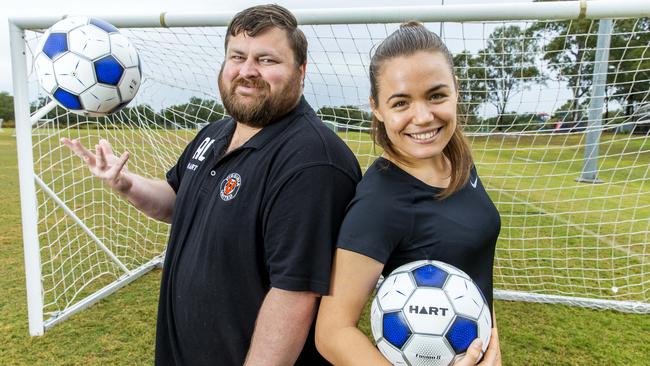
[480,328,501,365]
[453,339,483,366]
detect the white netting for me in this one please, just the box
[19,14,650,328]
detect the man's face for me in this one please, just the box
[218,27,306,128]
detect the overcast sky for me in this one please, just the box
[1,0,535,95]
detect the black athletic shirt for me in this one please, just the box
[337,157,500,310]
[155,97,361,366]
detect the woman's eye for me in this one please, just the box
[391,101,406,108]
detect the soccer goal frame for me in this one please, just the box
[10,0,650,336]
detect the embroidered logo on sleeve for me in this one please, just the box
[470,176,478,189]
[220,173,241,201]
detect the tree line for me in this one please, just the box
[455,14,649,131]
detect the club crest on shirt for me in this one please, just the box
[220,173,241,201]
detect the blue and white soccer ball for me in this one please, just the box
[34,16,141,117]
[371,260,492,366]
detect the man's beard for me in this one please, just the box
[218,69,302,128]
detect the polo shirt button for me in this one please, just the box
[210,170,216,176]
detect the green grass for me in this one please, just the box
[1,128,649,365]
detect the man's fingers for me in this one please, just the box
[99,139,114,156]
[111,151,130,177]
[96,144,107,170]
[105,152,130,191]
[61,138,96,165]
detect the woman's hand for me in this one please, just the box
[453,326,501,366]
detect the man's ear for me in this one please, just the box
[369,96,383,123]
[300,63,307,86]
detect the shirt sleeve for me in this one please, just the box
[262,164,358,295]
[336,184,411,265]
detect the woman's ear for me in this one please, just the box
[369,96,384,123]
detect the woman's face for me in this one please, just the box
[372,51,458,165]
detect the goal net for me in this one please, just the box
[10,1,650,335]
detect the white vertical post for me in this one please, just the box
[9,21,44,336]
[578,18,612,184]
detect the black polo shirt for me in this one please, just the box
[155,97,361,366]
[337,157,500,311]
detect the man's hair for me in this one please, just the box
[225,4,307,66]
[369,21,473,200]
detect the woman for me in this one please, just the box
[316,22,502,365]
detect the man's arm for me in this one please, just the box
[119,172,176,223]
[61,138,176,223]
[245,288,319,366]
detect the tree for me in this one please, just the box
[607,18,650,115]
[531,0,650,117]
[0,92,14,122]
[116,104,162,128]
[453,51,488,128]
[161,97,226,129]
[475,25,542,129]
[528,16,600,124]
[30,96,86,128]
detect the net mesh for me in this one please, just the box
[21,16,650,321]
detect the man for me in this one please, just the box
[62,5,361,365]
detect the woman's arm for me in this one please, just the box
[487,309,502,365]
[316,249,391,366]
[316,248,502,366]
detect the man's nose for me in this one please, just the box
[239,57,260,78]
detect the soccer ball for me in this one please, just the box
[371,260,491,366]
[34,16,141,117]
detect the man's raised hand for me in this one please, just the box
[61,138,132,194]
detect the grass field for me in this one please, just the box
[1,127,649,365]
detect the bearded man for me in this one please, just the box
[62,5,361,365]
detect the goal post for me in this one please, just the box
[10,21,44,336]
[10,0,650,336]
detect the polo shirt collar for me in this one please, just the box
[247,95,312,150]
[214,96,310,156]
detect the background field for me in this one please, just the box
[1,128,649,365]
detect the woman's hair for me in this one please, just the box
[369,21,473,200]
